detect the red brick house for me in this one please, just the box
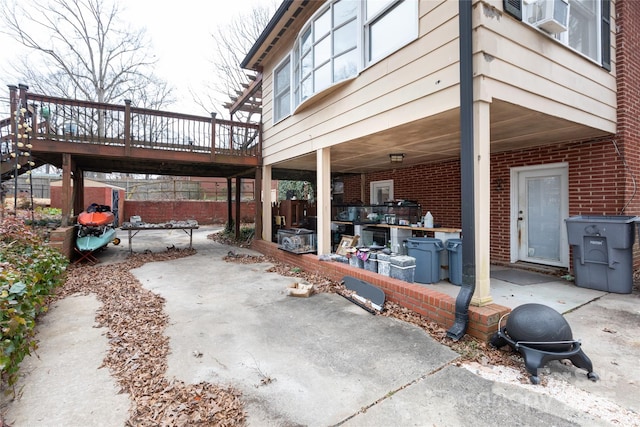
[241,0,637,337]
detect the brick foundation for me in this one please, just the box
[251,239,510,342]
[47,226,75,259]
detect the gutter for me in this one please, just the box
[447,0,475,341]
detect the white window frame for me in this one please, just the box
[273,56,292,123]
[293,1,360,106]
[274,0,418,124]
[523,0,602,64]
[370,179,394,204]
[364,0,419,65]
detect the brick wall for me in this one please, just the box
[616,0,640,217]
[341,161,462,229]
[251,239,510,341]
[123,200,257,225]
[336,2,640,270]
[341,136,637,268]
[47,226,75,259]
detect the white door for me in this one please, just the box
[511,164,569,267]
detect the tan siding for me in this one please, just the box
[476,1,616,132]
[262,0,460,166]
[259,0,616,167]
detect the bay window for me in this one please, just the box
[275,0,418,123]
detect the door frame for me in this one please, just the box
[509,162,569,267]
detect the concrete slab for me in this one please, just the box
[3,226,639,426]
[1,295,130,427]
[430,277,606,314]
[560,292,640,415]
[345,365,612,426]
[94,226,209,265]
[490,268,557,285]
[132,244,459,426]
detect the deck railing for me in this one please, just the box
[2,85,261,160]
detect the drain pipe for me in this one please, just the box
[447,0,475,341]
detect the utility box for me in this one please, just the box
[565,215,637,293]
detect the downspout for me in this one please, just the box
[447,0,475,341]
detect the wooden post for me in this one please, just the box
[230,122,235,155]
[254,167,262,240]
[235,177,241,238]
[227,177,232,230]
[18,84,28,110]
[73,168,84,218]
[124,99,131,156]
[210,112,217,161]
[4,86,17,216]
[61,153,72,226]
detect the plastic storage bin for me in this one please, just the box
[364,252,378,273]
[277,228,316,254]
[446,239,462,286]
[565,215,637,293]
[406,237,444,284]
[348,255,363,269]
[390,255,416,283]
[377,253,391,276]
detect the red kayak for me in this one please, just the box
[78,203,114,226]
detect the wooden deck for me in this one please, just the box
[1,85,261,179]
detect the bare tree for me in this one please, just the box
[1,0,174,109]
[192,2,276,121]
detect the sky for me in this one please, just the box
[0,0,276,117]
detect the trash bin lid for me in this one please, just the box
[407,237,440,243]
[565,215,638,223]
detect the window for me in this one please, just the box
[274,0,418,123]
[294,0,358,105]
[566,0,598,60]
[521,0,608,66]
[365,0,418,63]
[370,179,394,204]
[274,57,291,122]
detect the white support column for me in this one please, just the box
[262,164,273,241]
[471,99,493,306]
[316,147,332,255]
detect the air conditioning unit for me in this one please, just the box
[530,0,569,34]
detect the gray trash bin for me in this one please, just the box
[406,237,443,284]
[565,215,638,293]
[446,238,462,286]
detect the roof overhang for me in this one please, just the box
[241,0,320,71]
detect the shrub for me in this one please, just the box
[222,220,255,243]
[0,216,68,388]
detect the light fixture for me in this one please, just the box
[389,153,405,164]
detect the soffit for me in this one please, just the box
[242,0,324,71]
[270,100,611,178]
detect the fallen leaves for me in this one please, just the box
[55,249,246,426]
